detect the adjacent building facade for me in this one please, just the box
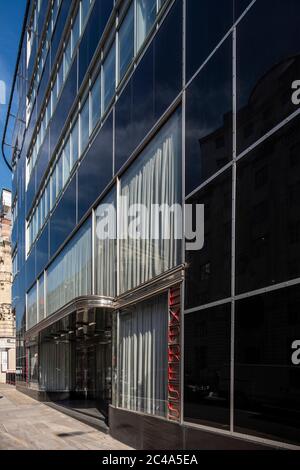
[5,0,300,449]
[0,189,15,383]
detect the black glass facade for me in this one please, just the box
[8,0,300,450]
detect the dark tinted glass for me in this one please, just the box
[185,38,233,195]
[77,112,113,221]
[115,80,133,173]
[154,0,182,119]
[234,0,252,19]
[185,169,232,309]
[26,169,36,216]
[184,303,231,429]
[50,176,76,257]
[37,52,50,116]
[235,285,300,445]
[50,60,77,158]
[132,43,155,153]
[186,0,233,81]
[35,223,49,276]
[26,247,36,292]
[78,0,114,87]
[236,116,300,295]
[36,130,49,184]
[51,0,72,67]
[236,0,300,154]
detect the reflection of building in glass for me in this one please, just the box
[4,0,300,450]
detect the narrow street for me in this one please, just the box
[0,384,130,450]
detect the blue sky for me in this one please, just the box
[0,0,26,193]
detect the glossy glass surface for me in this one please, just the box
[186,0,233,81]
[136,0,157,51]
[50,176,77,257]
[77,112,113,222]
[185,38,233,195]
[236,116,300,294]
[115,80,133,173]
[184,303,231,429]
[236,0,300,154]
[35,223,49,277]
[91,72,101,132]
[118,2,134,82]
[235,285,300,445]
[185,169,232,309]
[103,42,116,113]
[51,0,72,66]
[80,97,90,154]
[154,0,182,120]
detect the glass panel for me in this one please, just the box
[118,294,168,417]
[185,37,233,195]
[38,274,45,321]
[81,0,90,32]
[236,0,300,154]
[91,72,101,132]
[102,42,116,113]
[80,97,90,153]
[119,109,182,293]
[184,304,231,429]
[186,0,233,81]
[47,218,92,316]
[235,285,300,446]
[95,189,116,297]
[50,170,56,209]
[27,283,38,330]
[71,118,79,164]
[72,9,80,55]
[185,169,232,309]
[236,115,300,295]
[136,0,157,51]
[118,2,134,82]
[56,155,63,197]
[63,137,71,186]
[64,34,72,79]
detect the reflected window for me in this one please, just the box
[102,42,116,113]
[80,97,90,153]
[91,72,101,132]
[71,119,79,164]
[27,283,37,330]
[118,2,134,82]
[136,0,156,51]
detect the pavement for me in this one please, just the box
[0,383,131,450]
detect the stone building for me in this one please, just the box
[0,189,15,383]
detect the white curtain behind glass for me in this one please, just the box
[119,110,182,294]
[118,293,168,417]
[46,219,92,316]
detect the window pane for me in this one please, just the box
[72,10,80,55]
[95,189,116,297]
[51,171,56,209]
[80,97,90,153]
[91,73,101,132]
[71,119,79,164]
[236,115,300,295]
[46,218,92,316]
[56,156,63,197]
[236,0,300,154]
[64,35,72,79]
[185,169,232,309]
[38,275,45,321]
[103,42,116,113]
[235,285,300,446]
[119,110,182,293]
[185,37,233,195]
[27,283,38,330]
[118,3,134,81]
[80,0,90,32]
[136,0,157,51]
[184,304,231,429]
[118,294,168,417]
[63,137,71,186]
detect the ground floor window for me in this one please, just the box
[118,293,168,417]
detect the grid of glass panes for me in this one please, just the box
[26,0,167,185]
[27,117,79,253]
